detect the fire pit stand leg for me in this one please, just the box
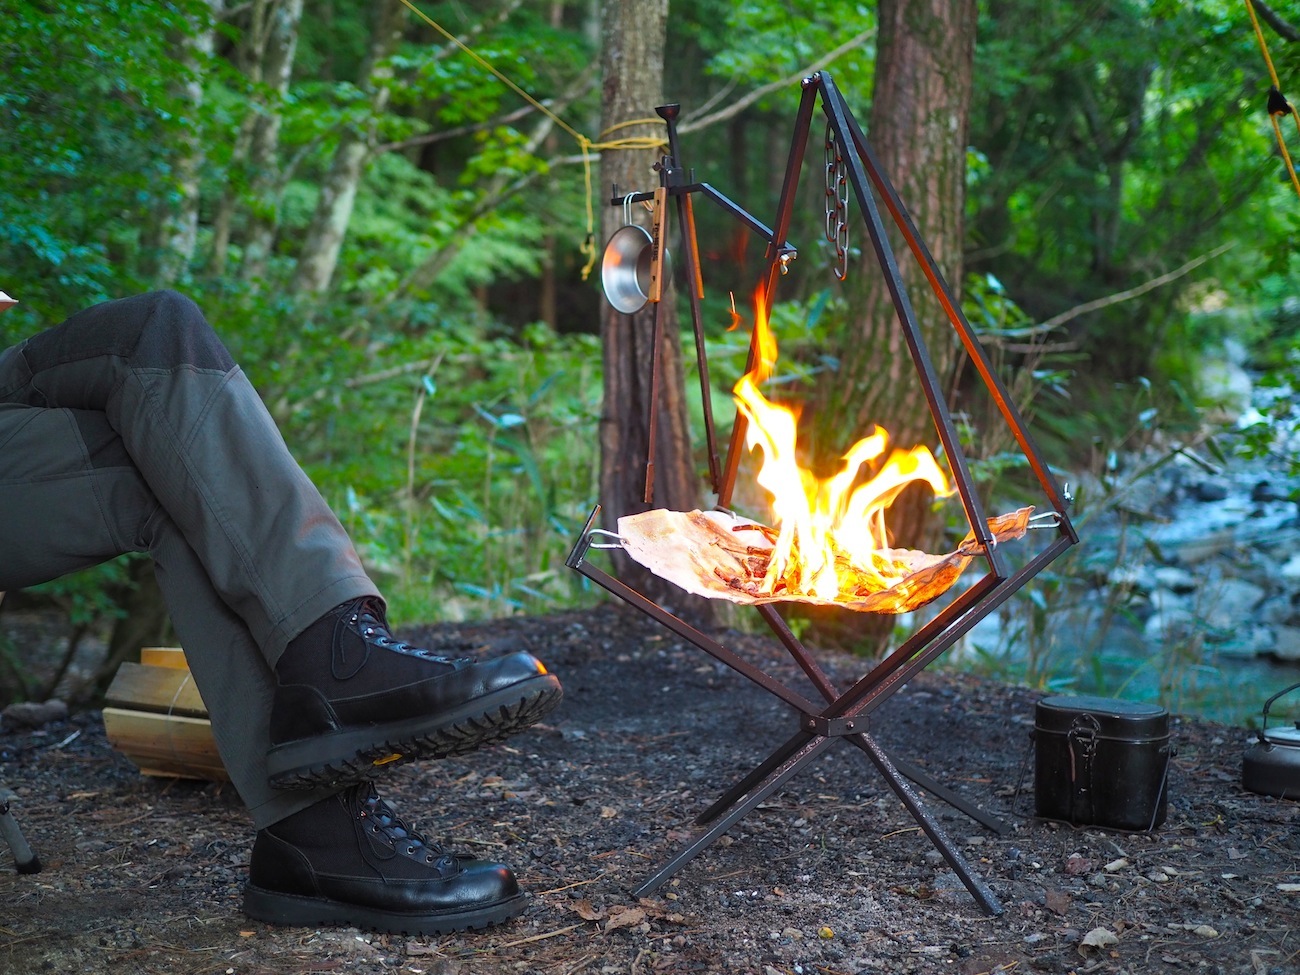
[568,508,1007,915]
[850,731,1003,914]
[630,718,1002,916]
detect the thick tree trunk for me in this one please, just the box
[597,0,700,607]
[818,0,976,647]
[292,0,405,295]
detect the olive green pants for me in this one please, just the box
[0,291,378,828]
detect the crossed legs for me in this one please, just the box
[0,292,562,932]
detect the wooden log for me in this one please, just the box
[101,708,229,782]
[101,648,228,782]
[139,646,189,670]
[104,661,208,719]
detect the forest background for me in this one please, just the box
[2,0,1299,724]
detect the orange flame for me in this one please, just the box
[733,288,953,599]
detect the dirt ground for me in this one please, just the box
[0,603,1297,975]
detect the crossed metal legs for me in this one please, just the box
[567,506,1019,916]
[634,719,1003,915]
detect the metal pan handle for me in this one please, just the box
[1258,680,1300,741]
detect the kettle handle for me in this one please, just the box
[1258,680,1300,740]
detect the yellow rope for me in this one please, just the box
[396,0,670,278]
[1246,0,1300,200]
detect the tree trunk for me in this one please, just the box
[292,0,405,296]
[209,0,271,277]
[239,0,305,284]
[597,0,700,608]
[819,0,976,648]
[147,0,222,286]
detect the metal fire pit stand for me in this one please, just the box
[569,72,1078,917]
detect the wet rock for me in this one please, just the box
[1193,479,1230,502]
[1152,566,1198,593]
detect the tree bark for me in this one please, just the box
[292,0,405,295]
[239,0,305,284]
[819,0,976,647]
[209,0,271,277]
[148,0,222,286]
[597,0,700,607]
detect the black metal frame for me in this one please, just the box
[569,72,1078,916]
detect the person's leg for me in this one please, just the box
[0,399,334,825]
[0,291,561,790]
[0,382,530,932]
[0,290,372,651]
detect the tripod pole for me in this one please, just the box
[0,796,41,874]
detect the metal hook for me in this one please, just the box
[586,528,627,550]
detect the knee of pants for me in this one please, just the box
[134,290,236,373]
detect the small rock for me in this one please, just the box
[2,699,68,729]
[1193,479,1229,501]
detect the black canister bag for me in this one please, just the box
[1033,695,1171,831]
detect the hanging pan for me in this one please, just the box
[601,191,671,314]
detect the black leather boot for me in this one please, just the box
[267,597,562,789]
[243,784,525,934]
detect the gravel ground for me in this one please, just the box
[0,603,1297,975]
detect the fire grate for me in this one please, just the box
[568,72,1078,916]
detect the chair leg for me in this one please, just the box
[0,793,42,874]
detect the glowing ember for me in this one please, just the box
[732,288,953,601]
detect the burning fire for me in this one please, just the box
[733,288,953,600]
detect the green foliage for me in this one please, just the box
[968,0,1290,381]
[698,0,876,99]
[0,0,208,309]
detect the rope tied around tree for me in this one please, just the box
[396,0,669,280]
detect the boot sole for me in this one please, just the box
[243,884,527,935]
[266,674,563,790]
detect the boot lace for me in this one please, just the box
[346,597,472,665]
[355,784,458,872]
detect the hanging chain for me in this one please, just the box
[823,123,850,281]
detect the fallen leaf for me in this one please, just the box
[1044,888,1072,915]
[1065,855,1093,876]
[405,942,443,957]
[1192,924,1219,938]
[572,899,603,922]
[600,806,618,819]
[1103,857,1129,872]
[604,907,647,933]
[1081,927,1119,949]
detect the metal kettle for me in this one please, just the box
[1242,681,1300,800]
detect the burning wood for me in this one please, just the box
[618,506,1034,614]
[613,283,1037,614]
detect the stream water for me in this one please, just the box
[946,438,1300,732]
